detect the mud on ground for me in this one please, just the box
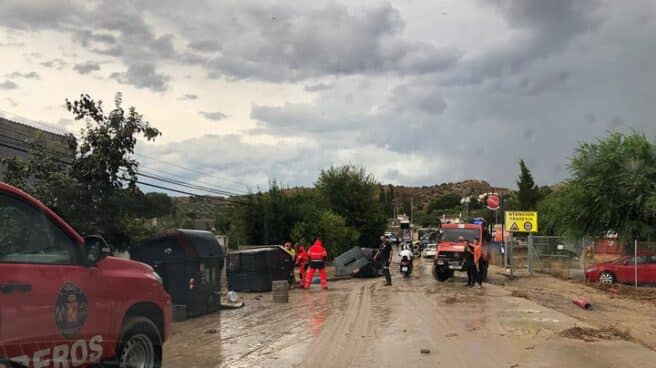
[163,258,656,368]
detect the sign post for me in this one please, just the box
[635,239,638,289]
[504,211,538,277]
[504,211,538,233]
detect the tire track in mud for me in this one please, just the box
[302,283,375,367]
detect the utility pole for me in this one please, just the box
[410,196,414,224]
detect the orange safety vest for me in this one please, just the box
[308,240,327,261]
[474,243,482,264]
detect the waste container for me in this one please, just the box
[227,246,294,292]
[131,229,224,317]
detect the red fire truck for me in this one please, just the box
[0,182,171,367]
[432,221,490,282]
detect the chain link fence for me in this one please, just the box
[526,236,656,286]
[528,236,587,280]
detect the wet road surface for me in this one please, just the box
[163,257,656,367]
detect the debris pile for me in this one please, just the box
[559,326,632,341]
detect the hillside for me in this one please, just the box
[168,179,511,220]
[391,180,510,211]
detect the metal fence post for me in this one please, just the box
[528,234,533,275]
[509,234,514,277]
[635,239,638,289]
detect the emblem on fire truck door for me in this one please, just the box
[54,282,89,339]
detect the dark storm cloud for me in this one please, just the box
[0,80,17,90]
[442,0,602,86]
[202,3,462,81]
[0,0,175,91]
[187,40,220,53]
[2,0,656,189]
[178,94,198,101]
[151,34,176,58]
[73,61,101,75]
[73,30,117,47]
[110,63,169,92]
[0,1,462,84]
[0,0,77,29]
[251,102,363,137]
[490,69,571,96]
[390,84,447,115]
[199,111,227,121]
[7,71,40,79]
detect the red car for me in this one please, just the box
[585,255,656,285]
[0,182,171,367]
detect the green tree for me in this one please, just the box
[426,193,461,212]
[2,93,161,248]
[539,132,656,241]
[315,165,386,247]
[291,210,359,257]
[516,159,540,210]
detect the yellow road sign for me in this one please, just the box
[505,211,538,233]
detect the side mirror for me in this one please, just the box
[85,235,111,265]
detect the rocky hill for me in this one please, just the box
[391,180,510,211]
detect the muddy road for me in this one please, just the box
[164,257,656,367]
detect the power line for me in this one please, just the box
[0,131,246,196]
[135,152,251,189]
[3,119,253,195]
[0,138,244,201]
[135,181,240,205]
[1,119,254,199]
[0,132,73,160]
[138,165,247,196]
[135,170,243,198]
[0,109,68,135]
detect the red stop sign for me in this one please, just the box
[487,195,500,210]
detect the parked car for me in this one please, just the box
[0,182,171,367]
[384,232,399,246]
[419,231,439,252]
[423,244,437,258]
[585,255,656,285]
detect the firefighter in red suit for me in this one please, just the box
[295,244,309,286]
[303,238,328,289]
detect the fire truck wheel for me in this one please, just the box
[112,317,163,368]
[433,266,449,282]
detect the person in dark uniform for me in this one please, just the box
[464,240,478,287]
[374,235,392,286]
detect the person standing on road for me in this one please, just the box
[295,243,309,287]
[284,241,296,259]
[473,238,484,288]
[284,241,297,287]
[303,237,328,289]
[478,241,490,286]
[464,240,478,287]
[374,235,392,286]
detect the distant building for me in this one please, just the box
[0,117,74,178]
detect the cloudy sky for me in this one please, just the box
[1,0,655,195]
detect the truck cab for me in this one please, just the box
[432,222,489,282]
[0,182,171,367]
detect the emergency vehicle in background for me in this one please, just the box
[432,219,490,282]
[0,182,171,367]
